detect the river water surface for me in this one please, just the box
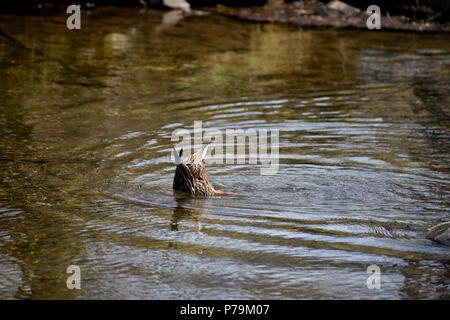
[0,8,449,299]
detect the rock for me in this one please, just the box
[163,0,191,12]
[426,222,450,246]
[327,0,359,14]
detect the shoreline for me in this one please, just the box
[213,1,450,33]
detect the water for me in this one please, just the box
[0,7,449,299]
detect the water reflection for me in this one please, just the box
[171,196,206,232]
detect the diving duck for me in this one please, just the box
[426,222,450,246]
[173,145,229,197]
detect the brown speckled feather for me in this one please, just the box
[173,145,217,196]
